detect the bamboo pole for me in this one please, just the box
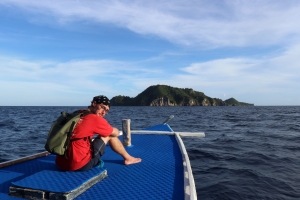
[122,119,132,146]
[0,151,50,168]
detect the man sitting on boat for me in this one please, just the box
[56,95,141,171]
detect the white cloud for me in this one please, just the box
[181,58,258,78]
[173,44,300,104]
[1,42,300,106]
[2,0,300,48]
[0,56,160,82]
[0,55,165,105]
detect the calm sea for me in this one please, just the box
[0,106,299,199]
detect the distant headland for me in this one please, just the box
[111,85,254,106]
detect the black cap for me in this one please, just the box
[92,95,110,108]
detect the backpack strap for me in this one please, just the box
[63,120,77,159]
[64,110,93,159]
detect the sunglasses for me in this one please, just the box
[99,104,109,113]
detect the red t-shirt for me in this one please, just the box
[55,114,113,171]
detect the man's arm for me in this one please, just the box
[101,127,120,144]
[110,127,120,137]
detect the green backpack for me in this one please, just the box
[45,110,90,156]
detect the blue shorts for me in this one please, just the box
[76,137,106,171]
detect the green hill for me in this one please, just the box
[110,85,254,106]
[224,97,253,106]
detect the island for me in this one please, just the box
[110,85,254,106]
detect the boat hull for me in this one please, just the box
[0,132,197,199]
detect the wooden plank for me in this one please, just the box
[9,170,108,200]
[9,186,47,199]
[0,151,51,168]
[177,132,205,137]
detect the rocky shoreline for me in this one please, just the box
[111,85,254,106]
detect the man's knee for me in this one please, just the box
[101,136,111,144]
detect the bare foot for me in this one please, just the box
[124,157,142,165]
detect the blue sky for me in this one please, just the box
[1,0,300,106]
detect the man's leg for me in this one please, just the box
[101,136,141,165]
[76,138,106,171]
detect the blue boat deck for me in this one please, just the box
[0,134,184,199]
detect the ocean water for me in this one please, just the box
[0,106,299,199]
